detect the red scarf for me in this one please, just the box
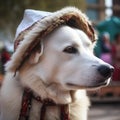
[18,88,70,120]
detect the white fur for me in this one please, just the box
[0,26,112,120]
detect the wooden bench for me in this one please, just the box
[88,81,120,102]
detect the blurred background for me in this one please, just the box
[0,0,120,120]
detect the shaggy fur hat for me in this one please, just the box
[6,7,97,72]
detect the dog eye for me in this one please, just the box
[63,46,78,54]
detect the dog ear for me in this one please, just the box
[29,42,44,64]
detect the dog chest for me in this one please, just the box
[29,99,60,120]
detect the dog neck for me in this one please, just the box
[18,69,73,104]
[18,88,70,120]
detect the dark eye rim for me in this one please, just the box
[63,46,78,54]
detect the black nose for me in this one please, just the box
[97,65,114,78]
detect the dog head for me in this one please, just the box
[26,25,113,91]
[5,8,114,103]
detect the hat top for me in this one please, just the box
[15,9,51,38]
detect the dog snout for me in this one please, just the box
[97,65,114,78]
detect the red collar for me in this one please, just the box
[18,88,70,120]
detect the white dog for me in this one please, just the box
[0,7,113,120]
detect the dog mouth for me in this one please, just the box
[66,78,111,89]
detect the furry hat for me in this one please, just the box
[6,7,97,72]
